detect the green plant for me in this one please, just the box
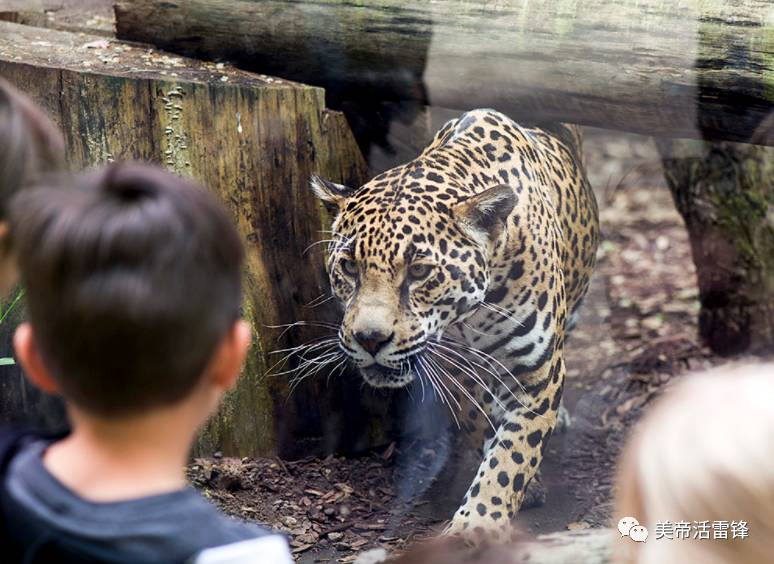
[0,288,24,366]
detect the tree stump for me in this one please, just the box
[0,20,412,458]
[657,138,774,356]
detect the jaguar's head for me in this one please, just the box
[311,169,515,388]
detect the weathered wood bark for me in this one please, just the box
[657,138,774,356]
[0,20,411,458]
[115,0,774,148]
[0,290,67,431]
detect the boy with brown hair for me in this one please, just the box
[0,163,292,563]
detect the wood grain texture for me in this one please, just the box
[114,0,774,146]
[0,20,380,457]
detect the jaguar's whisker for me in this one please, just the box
[265,339,338,377]
[267,339,338,371]
[326,357,348,386]
[427,350,496,431]
[266,320,339,341]
[422,356,462,428]
[479,301,525,328]
[272,348,340,378]
[269,336,338,356]
[415,357,439,403]
[414,359,427,403]
[440,336,547,420]
[427,344,507,410]
[305,295,335,309]
[303,239,341,256]
[460,320,500,338]
[430,341,515,409]
[287,352,344,396]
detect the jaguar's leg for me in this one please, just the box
[443,354,565,539]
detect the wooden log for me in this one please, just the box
[0,0,115,36]
[0,20,388,458]
[376,529,615,564]
[115,0,774,148]
[517,529,614,564]
[0,1,62,10]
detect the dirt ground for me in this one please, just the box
[186,129,742,562]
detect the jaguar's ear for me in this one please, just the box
[310,176,355,215]
[453,184,516,245]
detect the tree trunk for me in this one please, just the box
[657,138,774,356]
[115,0,774,149]
[0,20,418,458]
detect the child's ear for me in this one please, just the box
[209,320,251,391]
[14,322,59,394]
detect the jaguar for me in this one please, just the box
[310,108,599,536]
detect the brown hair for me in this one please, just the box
[0,78,64,218]
[9,162,244,416]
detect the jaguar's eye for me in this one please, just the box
[340,258,358,277]
[408,262,434,281]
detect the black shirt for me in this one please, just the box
[2,439,290,563]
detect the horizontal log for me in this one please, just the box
[0,21,409,458]
[115,0,774,147]
[0,1,62,10]
[518,529,614,563]
[372,529,615,564]
[0,0,115,36]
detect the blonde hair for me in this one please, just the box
[615,362,774,564]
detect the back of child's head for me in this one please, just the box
[0,78,64,219]
[9,162,244,416]
[615,362,774,564]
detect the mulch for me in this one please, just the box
[187,446,441,562]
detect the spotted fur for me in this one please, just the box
[311,109,599,535]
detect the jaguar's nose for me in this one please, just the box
[353,329,394,356]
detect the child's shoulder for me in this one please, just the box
[0,425,66,481]
[166,491,294,562]
[0,428,291,563]
[193,534,294,564]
